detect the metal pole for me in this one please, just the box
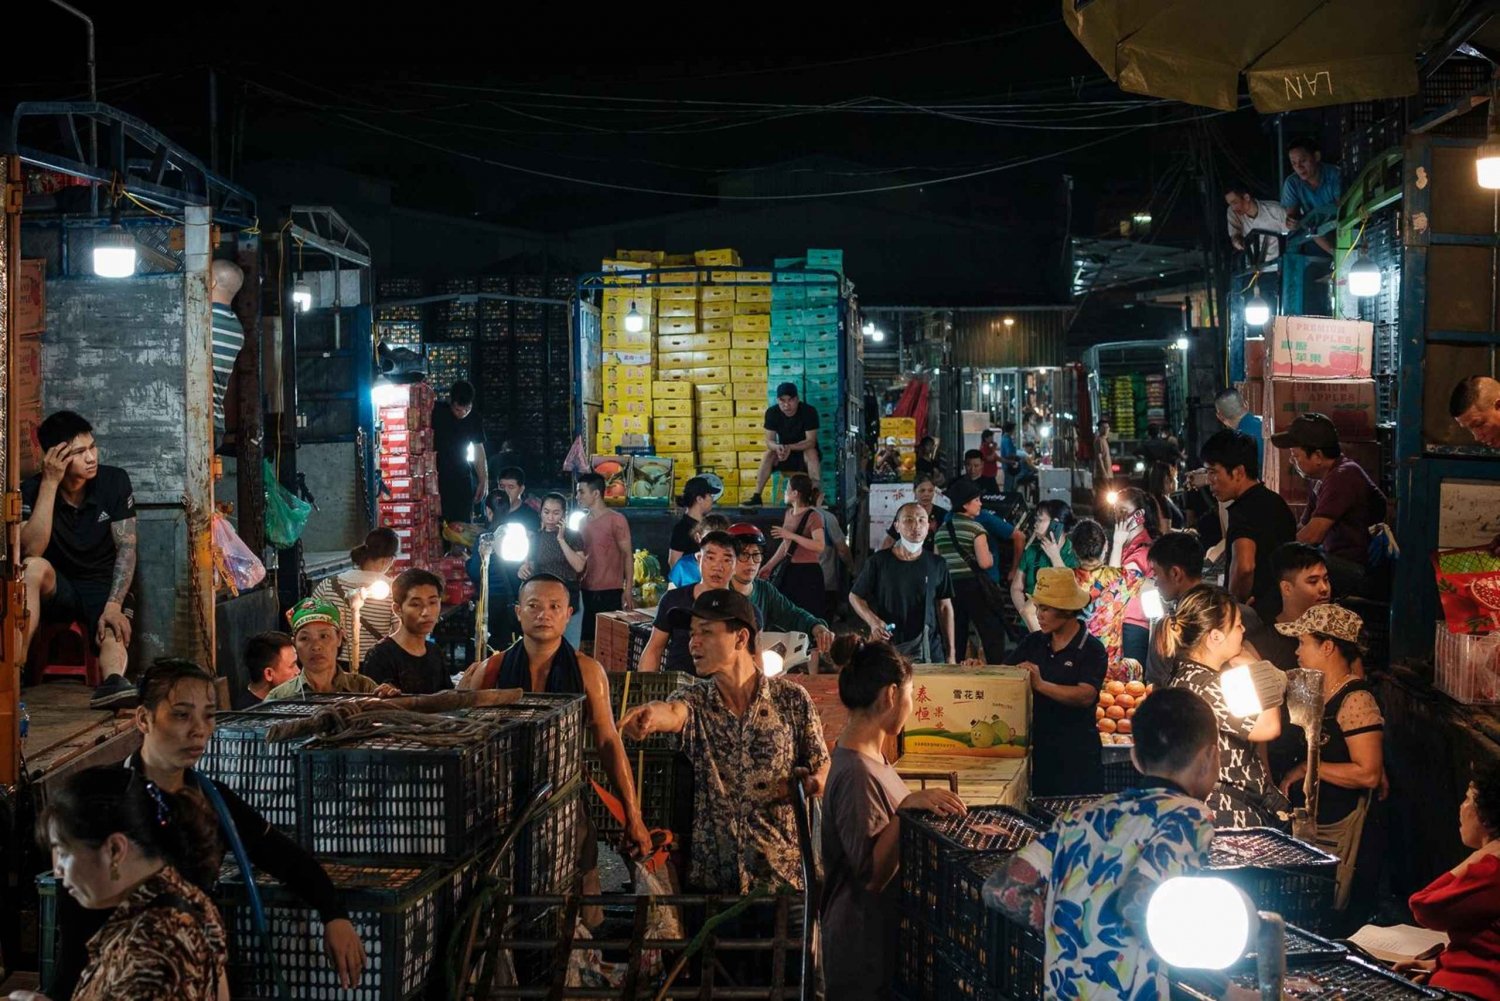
[44,0,96,212]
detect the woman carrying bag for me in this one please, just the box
[759,473,828,618]
[934,478,1009,663]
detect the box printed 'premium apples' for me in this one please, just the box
[901,666,1031,758]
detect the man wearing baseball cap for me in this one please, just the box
[265,598,399,699]
[621,588,830,895]
[1271,412,1386,598]
[747,383,820,506]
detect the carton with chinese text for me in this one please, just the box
[1269,316,1373,380]
[902,666,1031,758]
[894,753,1029,807]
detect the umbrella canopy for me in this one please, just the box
[1064,0,1468,113]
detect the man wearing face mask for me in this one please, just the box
[849,502,956,662]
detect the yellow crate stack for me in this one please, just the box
[597,259,657,455]
[654,260,702,481]
[723,267,771,503]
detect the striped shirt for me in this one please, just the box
[210,303,245,432]
[934,512,985,580]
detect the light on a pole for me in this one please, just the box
[1244,294,1272,327]
[1139,582,1165,621]
[92,225,137,278]
[871,327,885,343]
[1146,877,1255,970]
[1176,336,1190,350]
[567,510,587,533]
[1347,256,1382,298]
[1479,142,1500,189]
[1220,661,1287,718]
[623,302,646,334]
[363,579,392,602]
[293,278,313,313]
[981,383,992,396]
[761,649,785,678]
[499,522,531,563]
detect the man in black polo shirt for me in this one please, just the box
[747,382,820,507]
[20,411,138,707]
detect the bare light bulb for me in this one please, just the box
[292,279,313,313]
[567,510,587,532]
[363,579,392,601]
[871,328,885,342]
[1244,294,1271,327]
[623,303,646,334]
[1146,877,1255,971]
[92,225,137,278]
[499,522,531,563]
[1347,257,1382,298]
[1106,490,1120,506]
[1479,142,1500,189]
[761,650,785,678]
[1176,336,1190,350]
[1139,582,1165,621]
[1220,665,1264,718]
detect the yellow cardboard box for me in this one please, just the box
[698,400,736,419]
[694,248,742,266]
[657,300,698,319]
[685,366,727,383]
[602,329,654,352]
[605,363,654,384]
[657,283,699,302]
[699,285,735,303]
[603,349,654,369]
[701,318,733,334]
[734,433,765,449]
[699,418,736,435]
[654,434,695,453]
[698,434,736,453]
[736,301,771,317]
[604,415,649,435]
[657,350,701,369]
[902,666,1032,757]
[653,380,694,400]
[695,383,731,400]
[602,290,654,312]
[733,315,771,333]
[711,269,769,283]
[733,331,770,349]
[733,381,769,401]
[731,366,769,383]
[738,469,761,486]
[657,333,697,353]
[700,302,735,320]
[660,332,731,352]
[735,285,773,303]
[738,450,767,468]
[613,249,665,264]
[653,417,696,436]
[596,434,615,454]
[698,450,737,471]
[737,400,766,417]
[604,398,653,417]
[734,416,766,435]
[730,349,768,366]
[655,399,694,418]
[659,317,698,335]
[895,754,1028,809]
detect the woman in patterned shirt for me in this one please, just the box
[22,766,227,1001]
[1163,584,1290,829]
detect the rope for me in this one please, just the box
[305,708,501,748]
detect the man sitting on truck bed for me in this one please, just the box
[20,410,139,708]
[746,382,820,506]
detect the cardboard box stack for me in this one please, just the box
[1247,316,1380,507]
[893,664,1033,807]
[376,381,442,571]
[597,255,657,455]
[770,250,843,502]
[867,482,914,552]
[879,416,918,483]
[16,259,45,478]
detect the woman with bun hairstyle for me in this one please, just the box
[759,473,827,618]
[24,766,227,1001]
[311,526,400,666]
[820,636,966,1000]
[1162,584,1289,829]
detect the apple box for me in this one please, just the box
[902,666,1031,758]
[1269,316,1373,380]
[894,753,1029,808]
[1264,379,1379,439]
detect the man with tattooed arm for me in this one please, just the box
[20,411,140,708]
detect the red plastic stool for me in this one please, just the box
[26,620,103,687]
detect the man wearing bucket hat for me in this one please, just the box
[265,598,400,699]
[1004,568,1108,795]
[620,589,829,894]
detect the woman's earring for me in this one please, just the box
[110,859,120,881]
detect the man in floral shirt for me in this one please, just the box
[621,588,830,892]
[985,688,1254,1001]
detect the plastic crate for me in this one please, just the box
[1099,743,1141,792]
[583,749,694,836]
[198,707,328,834]
[219,861,451,1001]
[458,692,586,798]
[514,784,584,896]
[296,720,519,861]
[1208,828,1340,932]
[899,806,1044,924]
[947,855,1044,998]
[1023,794,1102,827]
[1176,956,1446,1001]
[589,670,695,752]
[895,912,941,999]
[1237,922,1346,969]
[1434,625,1500,705]
[35,873,59,993]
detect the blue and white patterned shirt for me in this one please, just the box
[1013,782,1215,1000]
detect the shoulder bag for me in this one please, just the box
[946,516,1008,605]
[769,510,814,590]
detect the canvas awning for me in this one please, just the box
[1063,0,1471,113]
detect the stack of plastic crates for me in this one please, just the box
[1023,794,1103,827]
[896,806,1046,1001]
[1207,828,1341,933]
[198,701,341,835]
[456,692,589,896]
[584,672,697,838]
[1176,955,1446,1000]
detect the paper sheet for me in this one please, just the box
[1347,924,1449,963]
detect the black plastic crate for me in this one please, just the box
[1176,956,1446,1001]
[219,861,452,1001]
[899,806,1044,924]
[583,749,694,837]
[1237,923,1346,970]
[296,720,519,861]
[458,692,585,799]
[586,671,694,752]
[1208,828,1340,933]
[514,784,584,896]
[198,708,326,834]
[35,874,59,993]
[895,912,941,999]
[1024,794,1102,827]
[1099,743,1141,792]
[948,855,1044,998]
[937,948,1006,1001]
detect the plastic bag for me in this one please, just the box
[212,514,266,592]
[565,858,683,987]
[264,460,312,547]
[1433,546,1500,635]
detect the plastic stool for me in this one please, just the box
[26,620,102,687]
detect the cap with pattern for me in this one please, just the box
[287,597,343,634]
[1275,602,1363,644]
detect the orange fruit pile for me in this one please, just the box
[1096,679,1152,745]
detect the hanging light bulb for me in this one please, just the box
[567,509,587,533]
[981,383,992,396]
[1243,294,1271,327]
[363,579,392,602]
[499,522,531,563]
[1479,104,1500,189]
[871,328,885,343]
[1347,254,1382,298]
[292,276,313,313]
[93,199,137,278]
[623,302,646,334]
[1175,336,1190,350]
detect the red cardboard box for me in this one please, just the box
[1263,379,1378,440]
[17,406,42,479]
[16,259,45,336]
[1270,316,1374,380]
[1244,337,1268,380]
[14,337,42,407]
